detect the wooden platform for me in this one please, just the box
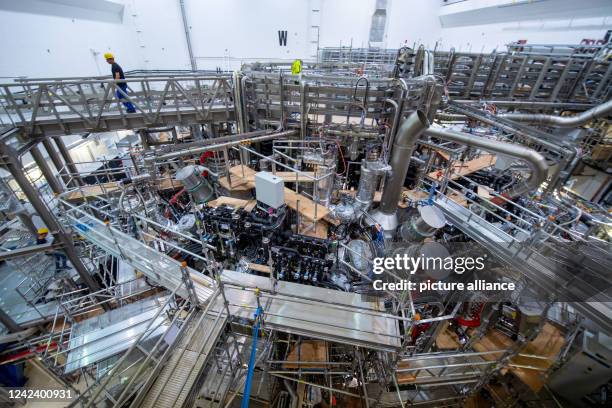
[206,196,257,212]
[435,322,462,350]
[64,176,179,201]
[283,340,328,369]
[246,263,272,274]
[428,154,496,181]
[299,220,329,239]
[219,167,316,193]
[217,174,252,192]
[228,166,330,221]
[396,360,417,384]
[472,323,565,392]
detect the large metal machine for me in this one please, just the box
[0,42,609,407]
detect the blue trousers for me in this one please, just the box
[116,84,136,112]
[53,252,67,271]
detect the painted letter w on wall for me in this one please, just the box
[278,30,288,46]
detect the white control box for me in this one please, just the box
[255,172,285,209]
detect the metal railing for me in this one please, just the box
[0,75,234,136]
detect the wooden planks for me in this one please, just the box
[227,166,316,184]
[510,323,565,392]
[428,154,496,181]
[435,321,462,350]
[246,262,272,274]
[472,323,566,392]
[64,176,179,201]
[228,166,330,221]
[217,175,252,192]
[396,360,417,384]
[299,220,329,239]
[283,340,328,369]
[283,185,330,221]
[207,196,256,212]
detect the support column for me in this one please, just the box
[30,144,63,196]
[52,137,83,186]
[139,129,150,150]
[41,138,71,187]
[0,307,23,333]
[191,124,203,140]
[0,141,106,305]
[15,211,37,236]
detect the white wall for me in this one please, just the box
[317,0,442,50]
[386,1,442,49]
[439,17,611,53]
[438,0,612,52]
[0,4,141,78]
[318,0,373,49]
[2,0,612,79]
[126,0,311,71]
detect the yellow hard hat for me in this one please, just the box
[103,52,114,60]
[37,227,49,235]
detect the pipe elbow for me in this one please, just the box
[394,110,430,147]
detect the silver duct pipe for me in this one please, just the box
[370,111,430,231]
[498,99,612,128]
[380,111,430,213]
[425,127,549,197]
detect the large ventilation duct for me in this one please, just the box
[424,128,549,197]
[498,99,612,128]
[370,111,430,231]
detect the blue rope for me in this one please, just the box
[241,306,263,408]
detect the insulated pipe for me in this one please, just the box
[379,111,430,214]
[498,99,612,128]
[154,130,297,161]
[425,127,549,197]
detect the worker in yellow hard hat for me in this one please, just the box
[104,52,136,113]
[36,227,70,272]
[36,227,49,244]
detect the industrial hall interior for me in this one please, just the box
[0,0,610,407]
